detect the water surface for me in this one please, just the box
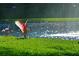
[1,22,79,40]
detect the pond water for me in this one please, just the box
[1,22,79,40]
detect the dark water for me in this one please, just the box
[1,22,79,40]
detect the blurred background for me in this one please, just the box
[0,3,79,19]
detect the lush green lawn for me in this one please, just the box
[0,36,79,56]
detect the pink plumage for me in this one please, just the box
[15,20,27,33]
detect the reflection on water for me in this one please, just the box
[1,22,79,40]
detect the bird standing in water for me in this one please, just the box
[15,16,29,38]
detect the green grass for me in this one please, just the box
[0,36,79,56]
[2,18,79,23]
[30,18,79,22]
